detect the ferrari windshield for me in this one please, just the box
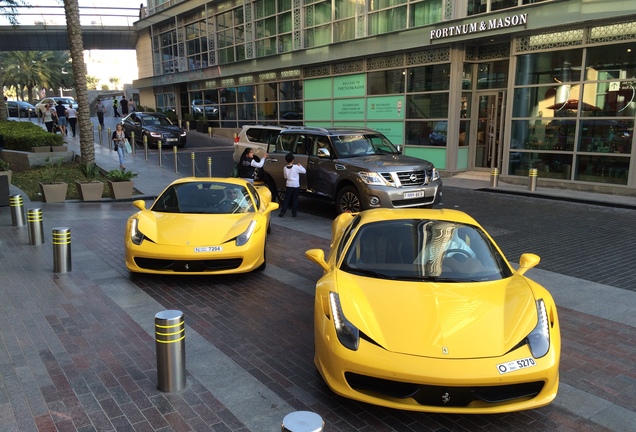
[151,181,254,214]
[341,219,512,282]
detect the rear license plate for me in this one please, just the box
[194,246,222,252]
[403,191,425,199]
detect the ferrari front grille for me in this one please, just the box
[345,373,545,407]
[135,257,242,272]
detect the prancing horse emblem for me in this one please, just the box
[442,347,449,355]
[442,392,451,404]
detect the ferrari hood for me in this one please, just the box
[136,211,254,246]
[336,271,538,359]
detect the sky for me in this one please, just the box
[6,0,141,87]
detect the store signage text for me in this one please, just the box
[430,13,527,41]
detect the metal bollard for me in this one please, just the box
[52,227,72,273]
[191,152,196,177]
[27,208,44,245]
[143,135,148,160]
[490,167,499,188]
[10,194,26,226]
[173,146,178,173]
[208,126,212,137]
[528,168,538,191]
[158,141,163,166]
[107,127,112,149]
[131,132,136,155]
[281,411,324,432]
[155,310,186,392]
[98,124,103,146]
[186,121,190,131]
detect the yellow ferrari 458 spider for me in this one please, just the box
[125,177,278,274]
[306,208,560,413]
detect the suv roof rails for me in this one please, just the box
[284,125,331,133]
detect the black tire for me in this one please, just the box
[336,185,361,214]
[263,174,280,203]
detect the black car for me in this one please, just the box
[121,112,187,148]
[7,101,37,118]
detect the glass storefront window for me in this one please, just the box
[460,92,471,118]
[582,83,636,118]
[462,63,474,90]
[459,120,469,146]
[585,44,636,81]
[511,119,574,151]
[407,64,450,92]
[410,0,442,27]
[515,50,582,86]
[513,86,581,118]
[508,152,573,180]
[578,120,633,154]
[406,94,449,119]
[476,60,509,89]
[575,155,629,185]
[279,80,303,100]
[405,120,446,146]
[368,70,405,95]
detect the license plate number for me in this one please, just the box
[167,138,178,142]
[194,246,222,252]
[496,357,536,374]
[403,191,425,199]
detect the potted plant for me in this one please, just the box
[106,168,138,199]
[75,163,104,201]
[38,157,68,203]
[0,158,11,185]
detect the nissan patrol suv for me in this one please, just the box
[260,126,442,214]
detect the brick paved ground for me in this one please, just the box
[2,186,635,431]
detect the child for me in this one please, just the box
[279,153,306,218]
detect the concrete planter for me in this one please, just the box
[51,146,68,152]
[0,169,11,185]
[31,146,51,153]
[39,182,68,203]
[76,181,104,201]
[108,180,134,200]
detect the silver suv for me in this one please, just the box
[232,124,286,163]
[260,126,442,214]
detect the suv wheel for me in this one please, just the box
[336,186,361,214]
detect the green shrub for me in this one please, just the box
[0,158,9,171]
[0,120,63,151]
[106,168,138,182]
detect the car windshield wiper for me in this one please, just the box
[345,267,395,280]
[392,275,465,283]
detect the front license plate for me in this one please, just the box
[403,191,425,199]
[496,357,537,374]
[167,138,178,142]
[194,246,222,253]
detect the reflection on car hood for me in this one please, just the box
[136,211,253,246]
[339,155,434,170]
[336,271,537,359]
[143,125,183,134]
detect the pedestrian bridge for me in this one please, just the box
[0,5,139,51]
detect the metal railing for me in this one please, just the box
[0,5,139,27]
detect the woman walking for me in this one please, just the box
[42,104,57,133]
[112,123,130,169]
[66,103,78,137]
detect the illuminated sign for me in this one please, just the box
[430,14,527,41]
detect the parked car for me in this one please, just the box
[428,121,447,145]
[34,97,78,116]
[261,126,442,213]
[6,101,36,118]
[191,99,219,119]
[306,208,561,413]
[124,178,279,275]
[232,124,287,163]
[121,112,187,148]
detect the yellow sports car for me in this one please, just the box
[306,208,560,413]
[125,177,278,274]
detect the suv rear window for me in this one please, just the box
[245,127,281,145]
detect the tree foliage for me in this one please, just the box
[0,51,73,102]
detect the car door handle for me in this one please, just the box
[268,158,278,163]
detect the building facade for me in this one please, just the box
[133,0,636,191]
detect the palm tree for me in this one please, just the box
[62,0,94,165]
[86,75,100,90]
[109,76,120,90]
[0,51,71,103]
[0,0,28,121]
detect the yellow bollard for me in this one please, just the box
[490,168,499,188]
[208,126,212,137]
[207,157,212,177]
[131,132,136,155]
[143,135,148,160]
[173,145,178,173]
[191,152,196,177]
[528,168,538,191]
[158,141,163,167]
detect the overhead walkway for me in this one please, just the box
[0,5,139,51]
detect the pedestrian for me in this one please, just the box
[66,103,78,137]
[54,100,67,136]
[237,147,267,183]
[112,123,130,170]
[112,96,120,117]
[42,103,57,133]
[120,95,129,115]
[95,98,105,128]
[279,152,306,218]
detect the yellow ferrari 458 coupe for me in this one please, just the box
[125,177,279,274]
[306,208,560,414]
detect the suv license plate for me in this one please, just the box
[403,191,425,199]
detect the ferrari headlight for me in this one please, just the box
[358,172,389,186]
[527,299,550,358]
[130,218,145,245]
[329,292,359,351]
[236,221,256,246]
